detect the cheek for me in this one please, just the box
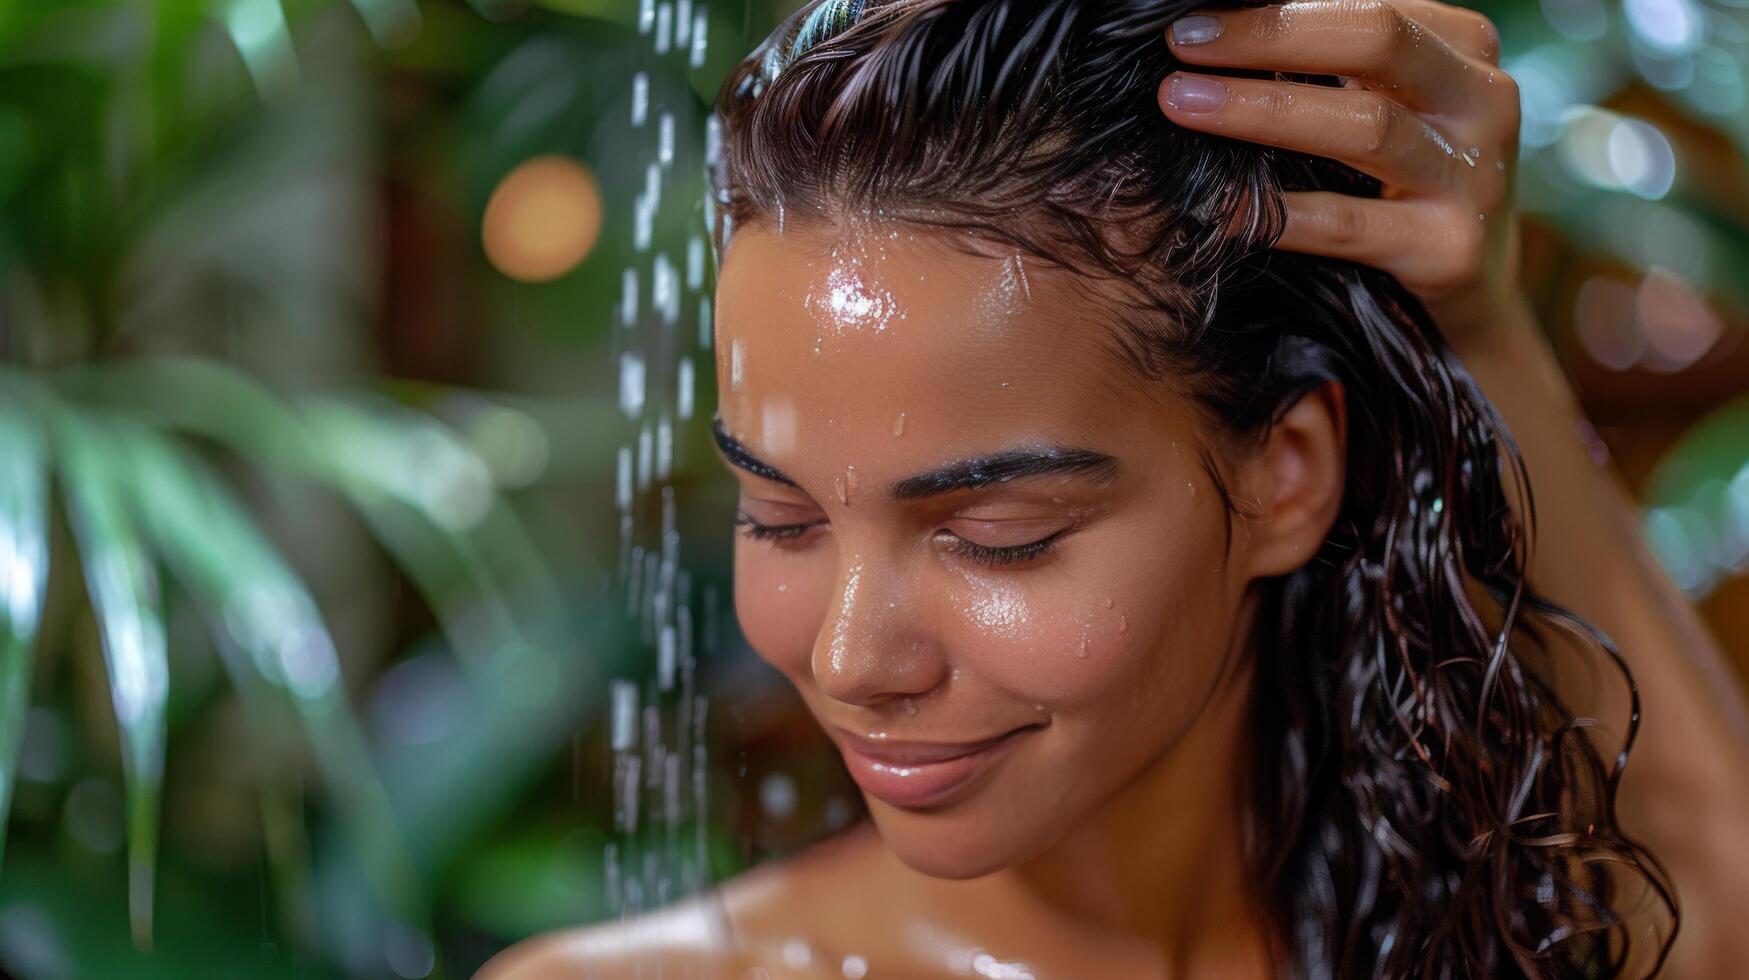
[942,534,1235,715]
[732,541,831,679]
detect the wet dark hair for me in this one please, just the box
[708,0,1678,976]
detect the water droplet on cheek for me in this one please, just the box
[1101,597,1114,609]
[1118,612,1128,633]
[1033,704,1045,713]
[834,475,848,505]
[1187,480,1197,498]
[729,338,746,391]
[845,465,859,498]
[902,698,918,716]
[891,412,907,437]
[1076,635,1090,659]
[777,583,787,593]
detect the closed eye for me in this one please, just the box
[937,526,1072,567]
[734,512,828,547]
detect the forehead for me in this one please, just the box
[712,219,1178,469]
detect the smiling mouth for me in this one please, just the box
[833,724,1040,810]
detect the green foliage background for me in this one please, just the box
[0,0,1744,977]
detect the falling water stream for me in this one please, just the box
[604,0,717,930]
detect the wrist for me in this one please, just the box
[1431,286,1540,361]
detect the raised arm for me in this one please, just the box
[1155,1,1749,973]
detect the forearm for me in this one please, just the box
[1450,294,1749,975]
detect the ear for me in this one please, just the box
[1231,381,1347,578]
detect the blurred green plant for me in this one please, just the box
[2,0,1745,976]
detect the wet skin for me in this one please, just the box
[704,218,1344,973]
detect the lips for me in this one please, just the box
[833,724,1037,809]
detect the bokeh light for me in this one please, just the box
[482,154,603,284]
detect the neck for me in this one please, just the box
[1007,592,1272,978]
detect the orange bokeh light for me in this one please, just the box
[482,154,602,283]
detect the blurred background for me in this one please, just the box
[0,0,1745,976]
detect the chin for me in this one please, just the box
[863,797,1044,880]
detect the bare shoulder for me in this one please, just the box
[475,824,892,980]
[474,893,740,979]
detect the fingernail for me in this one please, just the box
[1165,74,1227,113]
[1169,14,1223,45]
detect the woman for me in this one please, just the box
[484,0,1749,976]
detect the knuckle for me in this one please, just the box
[1469,12,1504,64]
[1490,70,1523,124]
[1362,94,1399,156]
[1325,201,1368,247]
[1253,85,1297,121]
[1351,0,1408,71]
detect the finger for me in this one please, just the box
[1276,191,1483,287]
[1159,73,1471,194]
[1165,0,1481,114]
[1395,0,1502,65]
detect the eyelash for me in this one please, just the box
[734,514,1069,567]
[943,527,1069,567]
[733,513,825,545]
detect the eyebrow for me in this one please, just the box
[712,417,799,487]
[711,417,1119,501]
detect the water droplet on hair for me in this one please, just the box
[891,412,907,437]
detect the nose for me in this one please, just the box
[811,558,946,707]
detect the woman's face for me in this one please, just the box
[712,219,1282,878]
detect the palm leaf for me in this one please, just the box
[52,408,170,951]
[121,427,429,932]
[0,392,50,871]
